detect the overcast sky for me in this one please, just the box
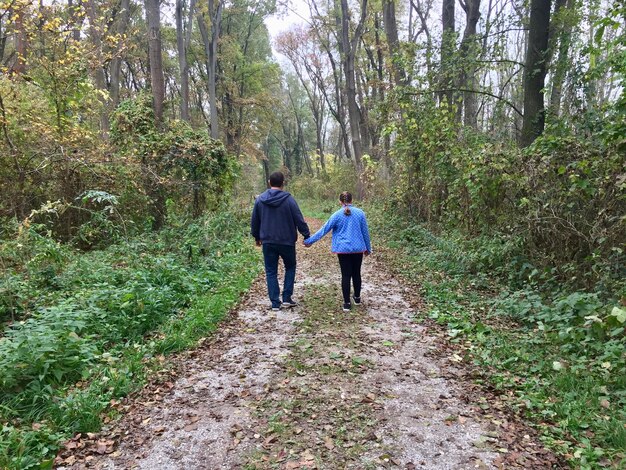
[264,0,311,64]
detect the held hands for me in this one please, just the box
[302,240,312,247]
[364,250,370,257]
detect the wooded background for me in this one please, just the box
[0,0,623,270]
[0,0,625,467]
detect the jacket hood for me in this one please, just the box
[258,189,291,207]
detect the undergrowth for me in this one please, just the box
[0,209,260,469]
[367,203,625,470]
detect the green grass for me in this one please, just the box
[366,204,626,470]
[0,210,261,469]
[295,197,336,220]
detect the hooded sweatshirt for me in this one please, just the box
[251,189,310,246]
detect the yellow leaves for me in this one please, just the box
[42,15,64,33]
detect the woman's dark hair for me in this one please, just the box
[340,191,352,215]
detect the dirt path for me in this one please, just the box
[58,219,557,469]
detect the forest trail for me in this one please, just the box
[58,219,556,469]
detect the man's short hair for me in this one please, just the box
[269,171,285,187]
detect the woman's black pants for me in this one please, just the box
[337,253,364,304]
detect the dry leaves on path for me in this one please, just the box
[57,217,560,470]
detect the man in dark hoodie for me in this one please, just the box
[251,171,311,311]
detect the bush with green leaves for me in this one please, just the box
[366,204,626,468]
[0,209,260,469]
[385,83,625,294]
[111,93,236,220]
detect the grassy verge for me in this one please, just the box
[0,210,261,469]
[366,204,625,470]
[294,197,336,221]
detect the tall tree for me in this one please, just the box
[11,1,28,75]
[458,0,481,127]
[86,0,110,134]
[339,0,368,196]
[382,0,406,87]
[306,0,352,162]
[440,0,455,107]
[275,27,328,171]
[144,0,166,230]
[548,0,574,117]
[175,0,188,121]
[109,0,131,110]
[197,0,223,139]
[521,0,552,147]
[145,0,165,126]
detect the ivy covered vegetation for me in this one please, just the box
[0,210,259,468]
[369,211,625,469]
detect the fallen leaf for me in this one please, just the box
[285,461,316,469]
[324,436,335,450]
[95,440,113,455]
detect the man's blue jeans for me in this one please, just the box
[262,243,296,308]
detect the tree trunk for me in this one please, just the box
[548,0,573,118]
[458,0,481,128]
[11,2,27,75]
[410,0,434,81]
[110,0,131,110]
[339,0,367,197]
[520,0,551,147]
[382,0,407,87]
[262,156,270,187]
[86,0,111,135]
[316,124,326,172]
[145,0,166,127]
[176,0,190,121]
[439,0,455,107]
[356,68,371,156]
[585,0,600,108]
[144,0,166,230]
[68,0,83,42]
[197,0,223,139]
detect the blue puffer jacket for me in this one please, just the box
[304,205,371,254]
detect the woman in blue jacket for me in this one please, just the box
[303,192,371,312]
